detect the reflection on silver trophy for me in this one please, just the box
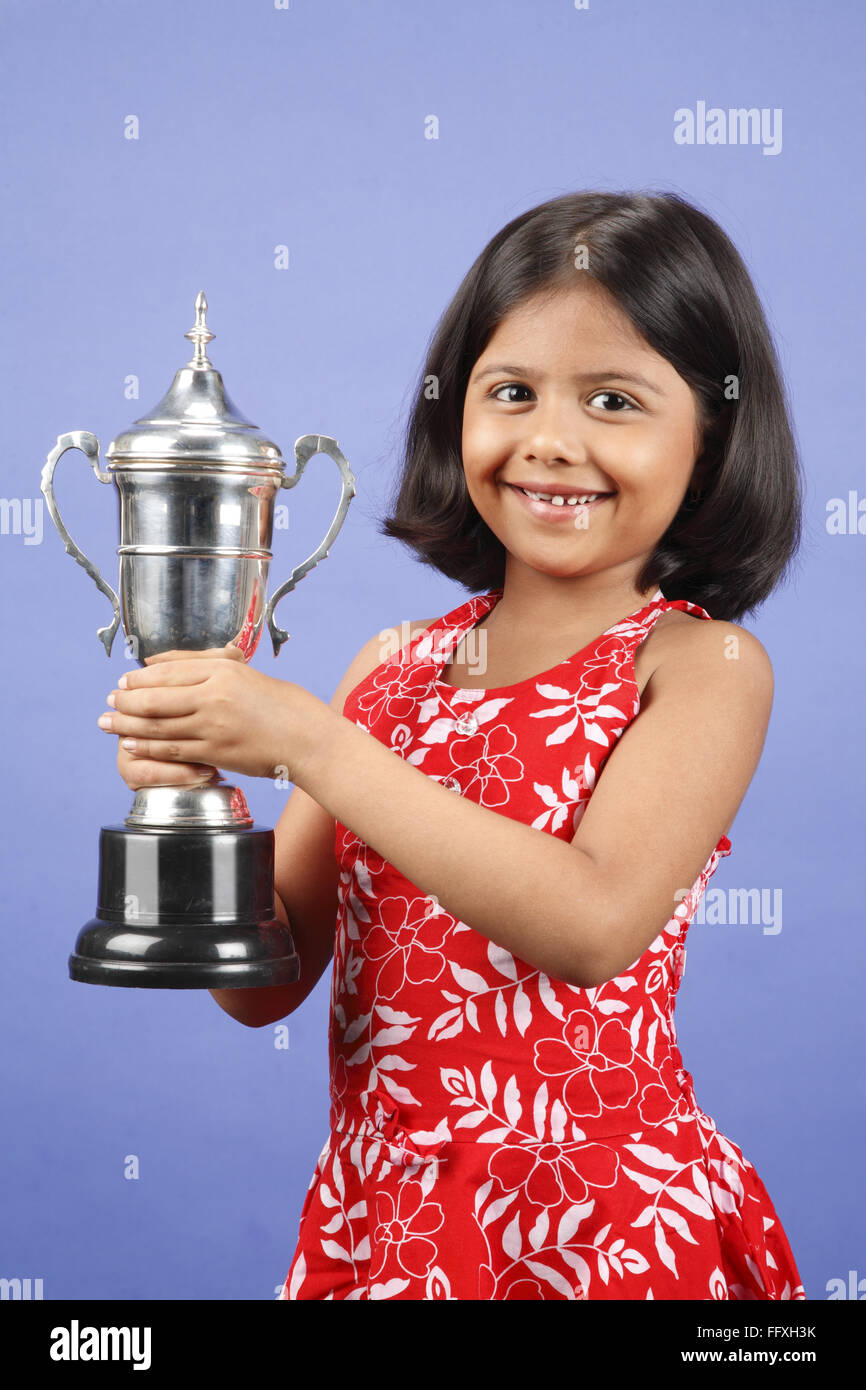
[41,292,356,988]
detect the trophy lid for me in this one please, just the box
[106,292,285,467]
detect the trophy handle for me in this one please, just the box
[40,430,122,657]
[264,433,356,656]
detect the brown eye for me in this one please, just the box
[491,383,533,403]
[588,390,636,412]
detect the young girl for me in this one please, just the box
[98,190,806,1301]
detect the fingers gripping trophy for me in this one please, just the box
[41,293,356,988]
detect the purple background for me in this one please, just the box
[2,0,863,1300]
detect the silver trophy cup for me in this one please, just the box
[41,292,356,987]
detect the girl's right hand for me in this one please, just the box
[116,741,220,793]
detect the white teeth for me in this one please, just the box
[520,488,605,505]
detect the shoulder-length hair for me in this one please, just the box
[379,190,803,623]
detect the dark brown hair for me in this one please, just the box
[379,190,803,622]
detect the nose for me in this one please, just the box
[519,393,584,468]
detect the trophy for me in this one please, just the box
[41,292,356,988]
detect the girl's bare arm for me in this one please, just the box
[280,618,772,989]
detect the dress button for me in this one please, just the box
[441,776,462,792]
[454,712,478,735]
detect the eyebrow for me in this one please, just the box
[472,363,667,396]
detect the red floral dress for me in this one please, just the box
[278,587,805,1301]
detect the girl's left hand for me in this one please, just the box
[96,644,313,782]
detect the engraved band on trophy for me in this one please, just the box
[41,292,356,988]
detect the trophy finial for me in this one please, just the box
[184,291,215,367]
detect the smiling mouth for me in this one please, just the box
[505,482,616,515]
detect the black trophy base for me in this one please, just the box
[69,823,301,990]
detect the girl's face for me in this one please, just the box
[461,279,706,591]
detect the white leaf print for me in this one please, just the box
[629,1005,644,1049]
[550,1098,567,1143]
[533,782,561,808]
[318,1183,339,1209]
[375,1004,419,1025]
[631,1205,656,1228]
[364,1141,382,1177]
[442,991,462,1003]
[440,1067,467,1096]
[288,1252,306,1299]
[546,713,580,745]
[622,1248,651,1275]
[653,1217,678,1275]
[354,1235,371,1262]
[503,1074,522,1126]
[609,1238,626,1255]
[720,1158,745,1202]
[376,1054,416,1072]
[560,1248,593,1290]
[558,1202,595,1245]
[480,1060,498,1105]
[535,683,572,699]
[657,1207,699,1244]
[538,973,565,1020]
[406,747,430,766]
[369,1278,410,1299]
[477,1126,515,1143]
[666,1185,715,1221]
[465,998,480,1031]
[420,717,456,744]
[332,1151,345,1200]
[597,1251,610,1285]
[480,1189,519,1230]
[495,989,508,1036]
[528,1209,549,1251]
[463,1067,477,1099]
[349,892,371,924]
[710,1182,738,1214]
[474,697,513,724]
[526,1260,578,1298]
[503,1212,523,1260]
[692,1164,713,1205]
[354,862,373,896]
[346,1042,371,1066]
[474,1179,494,1216]
[379,1072,421,1106]
[342,1011,373,1045]
[616,975,638,991]
[429,1008,462,1040]
[514,983,532,1037]
[593,1222,612,1247]
[450,963,490,993]
[419,1164,437,1201]
[621,1165,664,1195]
[595,998,628,1014]
[647,1018,658,1065]
[417,696,441,724]
[370,1026,414,1046]
[454,1108,489,1130]
[583,721,609,747]
[321,1211,344,1235]
[488,941,519,980]
[533,1081,548,1139]
[347,1201,367,1219]
[432,1016,464,1042]
[622,1143,682,1171]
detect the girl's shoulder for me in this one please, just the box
[639,606,773,708]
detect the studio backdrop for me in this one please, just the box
[1,0,862,1300]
